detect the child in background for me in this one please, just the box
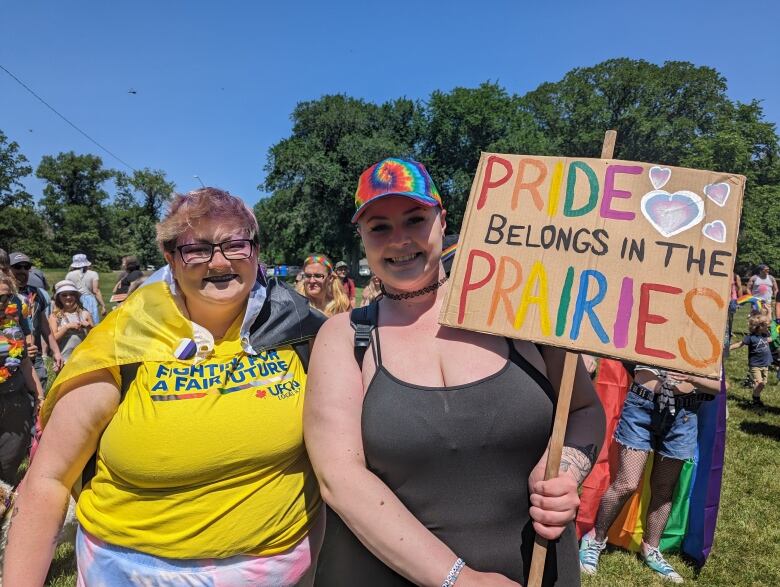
[730,308,773,407]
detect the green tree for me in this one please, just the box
[422,82,552,227]
[0,130,54,261]
[0,130,33,209]
[522,58,780,269]
[36,152,115,268]
[258,94,425,264]
[523,59,735,163]
[113,169,175,266]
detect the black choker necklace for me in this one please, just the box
[380,276,448,300]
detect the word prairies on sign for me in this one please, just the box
[440,153,745,378]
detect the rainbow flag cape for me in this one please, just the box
[575,359,726,567]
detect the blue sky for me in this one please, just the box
[2,0,778,206]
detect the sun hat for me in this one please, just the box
[54,280,80,298]
[352,158,442,223]
[334,261,349,270]
[71,253,92,268]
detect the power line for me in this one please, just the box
[0,63,137,171]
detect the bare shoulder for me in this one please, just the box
[313,311,354,347]
[309,312,363,375]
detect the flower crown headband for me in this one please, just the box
[304,254,333,273]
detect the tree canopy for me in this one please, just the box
[258,59,779,274]
[0,142,174,269]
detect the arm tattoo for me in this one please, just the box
[559,445,596,485]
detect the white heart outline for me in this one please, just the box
[702,220,727,243]
[649,166,672,190]
[640,190,705,238]
[703,182,730,207]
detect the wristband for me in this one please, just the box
[442,557,465,587]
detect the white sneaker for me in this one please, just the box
[579,530,606,575]
[641,543,684,583]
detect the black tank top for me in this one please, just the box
[314,326,580,586]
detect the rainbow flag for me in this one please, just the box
[576,359,726,567]
[736,294,765,311]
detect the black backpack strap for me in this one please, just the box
[351,302,379,369]
[291,340,312,372]
[78,362,140,493]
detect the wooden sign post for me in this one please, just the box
[438,130,745,585]
[526,130,616,587]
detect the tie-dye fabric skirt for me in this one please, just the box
[75,516,322,587]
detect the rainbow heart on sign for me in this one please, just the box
[640,190,705,238]
[704,182,730,207]
[702,220,727,243]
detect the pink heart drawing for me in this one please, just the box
[704,182,730,207]
[640,190,705,238]
[702,220,727,243]
[649,166,671,190]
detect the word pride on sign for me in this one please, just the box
[440,153,745,378]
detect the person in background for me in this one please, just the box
[0,272,44,485]
[110,256,144,305]
[747,264,777,318]
[22,264,52,318]
[4,187,326,586]
[579,366,720,583]
[360,273,382,307]
[726,272,742,347]
[47,280,93,363]
[334,261,356,308]
[0,249,10,277]
[306,158,605,586]
[9,252,62,387]
[730,307,773,408]
[296,255,350,318]
[66,254,106,325]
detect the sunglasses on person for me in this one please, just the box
[303,272,327,281]
[176,239,254,265]
[12,263,32,271]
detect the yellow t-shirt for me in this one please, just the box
[76,317,321,559]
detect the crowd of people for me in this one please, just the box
[0,156,776,586]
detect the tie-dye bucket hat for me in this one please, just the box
[352,158,442,222]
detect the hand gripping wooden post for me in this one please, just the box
[526,130,617,587]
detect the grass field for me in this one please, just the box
[30,285,779,585]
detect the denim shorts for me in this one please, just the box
[613,391,699,461]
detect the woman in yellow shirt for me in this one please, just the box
[4,188,325,586]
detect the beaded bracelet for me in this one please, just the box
[442,557,465,587]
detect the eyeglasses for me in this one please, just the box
[176,239,254,265]
[12,264,32,271]
[303,272,327,281]
[0,293,13,304]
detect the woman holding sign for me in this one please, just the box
[305,158,605,586]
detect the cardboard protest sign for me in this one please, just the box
[440,153,745,378]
